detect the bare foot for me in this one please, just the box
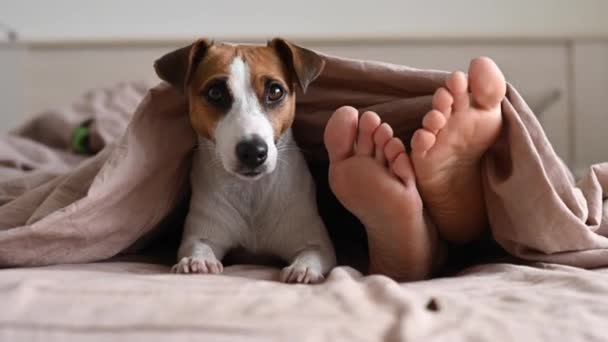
[411,57,506,244]
[324,106,440,281]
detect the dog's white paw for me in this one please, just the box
[280,265,325,284]
[171,257,224,274]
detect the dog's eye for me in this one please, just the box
[266,83,285,103]
[206,85,226,103]
[202,79,232,110]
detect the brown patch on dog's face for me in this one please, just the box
[186,45,235,139]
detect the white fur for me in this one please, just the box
[214,57,277,179]
[172,57,336,283]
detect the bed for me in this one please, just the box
[2,42,608,342]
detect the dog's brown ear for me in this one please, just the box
[269,38,325,93]
[154,39,211,93]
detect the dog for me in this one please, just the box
[154,38,336,284]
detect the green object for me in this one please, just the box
[71,125,91,154]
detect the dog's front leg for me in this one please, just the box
[271,212,336,284]
[171,236,230,275]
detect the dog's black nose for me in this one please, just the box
[236,137,268,169]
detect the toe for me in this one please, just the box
[410,129,436,157]
[297,268,307,283]
[207,260,220,274]
[303,273,311,284]
[446,71,470,112]
[432,87,453,118]
[422,110,447,133]
[468,57,507,110]
[280,266,294,283]
[324,106,358,163]
[356,111,382,156]
[373,123,393,164]
[195,260,209,273]
[391,153,415,187]
[190,261,199,272]
[384,137,406,163]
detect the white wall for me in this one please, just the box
[0,46,24,131]
[1,0,608,41]
[573,43,608,169]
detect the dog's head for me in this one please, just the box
[154,38,325,180]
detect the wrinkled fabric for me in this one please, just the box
[1,261,607,342]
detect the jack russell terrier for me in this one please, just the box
[154,38,337,283]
